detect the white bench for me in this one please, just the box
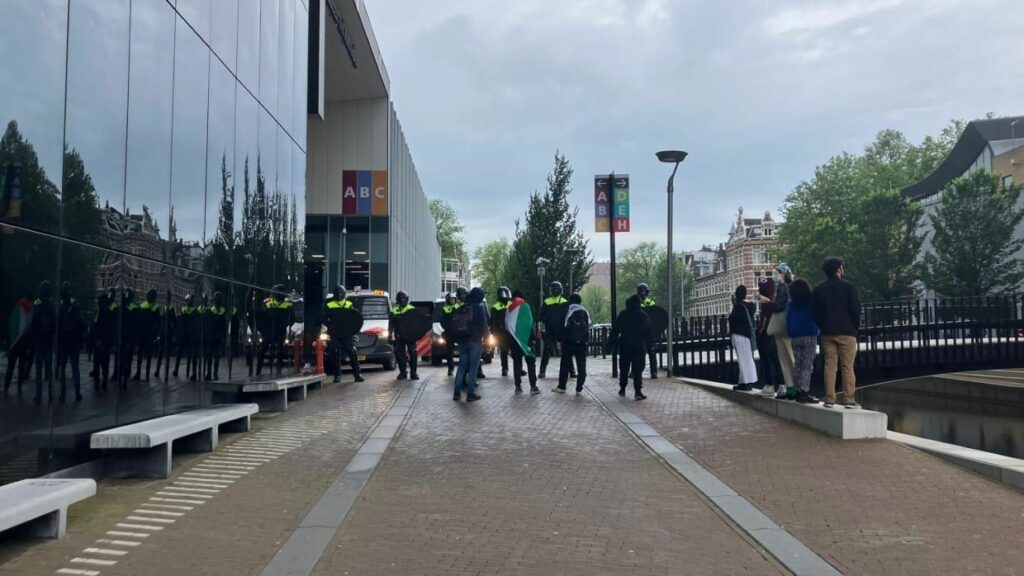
[91,404,258,478]
[0,479,96,539]
[208,374,327,412]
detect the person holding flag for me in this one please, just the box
[505,290,541,396]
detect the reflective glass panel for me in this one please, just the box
[255,108,277,288]
[277,0,295,136]
[206,59,236,281]
[0,0,68,235]
[169,17,210,268]
[176,0,210,42]
[293,1,309,147]
[63,0,130,249]
[259,0,279,116]
[234,84,259,283]
[237,0,260,93]
[210,0,238,72]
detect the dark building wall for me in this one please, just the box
[0,0,309,484]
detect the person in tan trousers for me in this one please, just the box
[812,257,861,408]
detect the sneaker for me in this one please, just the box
[466,393,482,402]
[501,370,508,377]
[333,376,341,384]
[447,370,454,376]
[634,392,647,401]
[733,384,753,392]
[453,393,460,401]
[618,387,626,397]
[823,402,835,408]
[575,388,583,396]
[354,375,365,383]
[514,386,522,395]
[411,374,420,381]
[530,386,541,396]
[796,393,816,404]
[554,387,566,393]
[843,402,861,409]
[397,372,408,381]
[650,373,658,380]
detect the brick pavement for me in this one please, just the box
[0,370,401,576]
[314,369,782,576]
[593,371,1024,576]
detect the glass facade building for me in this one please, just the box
[0,0,309,481]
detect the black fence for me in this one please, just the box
[590,297,1024,386]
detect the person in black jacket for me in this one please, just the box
[32,281,56,404]
[134,288,161,381]
[203,291,228,381]
[609,295,651,400]
[556,293,590,395]
[812,257,861,408]
[92,287,118,392]
[729,285,758,392]
[56,282,84,403]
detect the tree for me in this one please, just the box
[472,238,511,299]
[505,152,592,305]
[921,170,1024,297]
[615,242,661,310]
[428,199,467,262]
[580,284,610,324]
[779,121,963,298]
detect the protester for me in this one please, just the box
[453,287,487,402]
[729,285,758,392]
[505,290,541,395]
[786,278,819,404]
[609,295,650,400]
[556,293,590,395]
[812,257,861,408]
[770,264,796,398]
[755,277,782,396]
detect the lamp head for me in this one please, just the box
[656,150,688,164]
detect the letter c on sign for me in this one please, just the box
[374,187,386,198]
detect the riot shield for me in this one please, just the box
[395,308,432,342]
[644,305,669,343]
[330,307,364,339]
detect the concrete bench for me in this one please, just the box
[0,478,96,539]
[90,404,258,478]
[682,378,888,439]
[208,374,327,412]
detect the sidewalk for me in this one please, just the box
[592,371,1024,576]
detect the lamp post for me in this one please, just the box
[656,150,688,376]
[340,223,348,288]
[536,257,549,310]
[564,248,581,294]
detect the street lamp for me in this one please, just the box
[656,150,688,376]
[340,223,348,289]
[564,248,581,294]
[536,257,550,309]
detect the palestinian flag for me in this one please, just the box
[505,297,535,358]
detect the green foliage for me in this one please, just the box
[614,242,693,315]
[778,121,963,299]
[504,152,592,305]
[472,238,511,301]
[580,284,611,324]
[428,199,467,262]
[921,170,1024,297]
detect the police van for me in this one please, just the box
[339,289,395,370]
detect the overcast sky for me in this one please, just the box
[363,0,1023,260]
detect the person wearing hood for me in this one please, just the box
[506,290,541,395]
[765,264,796,398]
[729,285,758,392]
[556,293,590,395]
[453,287,487,402]
[440,291,459,376]
[754,277,782,397]
[609,295,651,400]
[490,286,513,377]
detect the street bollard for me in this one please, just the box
[293,339,302,374]
[314,339,325,374]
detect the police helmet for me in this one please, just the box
[60,281,72,300]
[550,281,563,295]
[445,292,456,304]
[146,288,158,302]
[185,293,194,305]
[213,291,224,305]
[38,281,51,300]
[455,286,469,300]
[636,283,650,297]
[497,286,511,302]
[396,290,410,305]
[333,285,346,300]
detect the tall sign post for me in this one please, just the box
[596,173,629,377]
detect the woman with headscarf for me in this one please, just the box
[729,285,758,391]
[755,276,782,396]
[767,264,796,398]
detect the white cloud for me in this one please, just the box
[764,0,904,37]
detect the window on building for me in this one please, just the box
[1003,175,1014,188]
[752,247,763,265]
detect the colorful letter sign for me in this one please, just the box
[595,174,629,233]
[342,170,389,216]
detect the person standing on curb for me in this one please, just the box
[453,287,487,402]
[769,264,796,398]
[506,290,541,396]
[786,278,820,404]
[609,294,650,400]
[755,277,782,397]
[812,257,861,408]
[729,285,758,392]
[556,293,590,395]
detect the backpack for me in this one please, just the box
[565,310,589,345]
[447,305,472,339]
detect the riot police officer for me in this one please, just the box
[637,283,658,379]
[92,287,119,392]
[174,294,200,381]
[324,285,364,384]
[117,288,138,390]
[440,292,458,376]
[389,291,419,380]
[491,286,512,376]
[258,285,294,376]
[538,281,571,379]
[56,281,84,403]
[203,291,228,381]
[134,288,162,381]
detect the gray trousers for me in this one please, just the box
[791,336,817,393]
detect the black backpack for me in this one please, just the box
[447,306,473,339]
[565,310,589,345]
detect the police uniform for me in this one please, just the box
[539,294,569,378]
[324,297,362,382]
[134,296,162,381]
[440,301,458,375]
[257,296,294,375]
[174,300,200,380]
[203,301,228,381]
[31,290,56,403]
[490,300,510,376]
[389,302,419,379]
[640,296,659,379]
[57,294,84,402]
